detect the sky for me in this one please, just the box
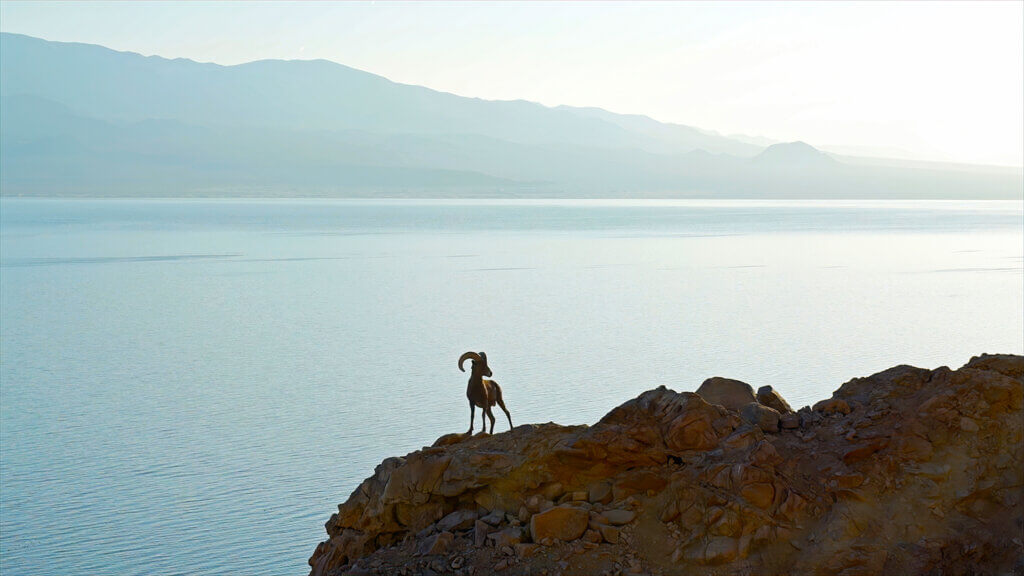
[2,1,1022,167]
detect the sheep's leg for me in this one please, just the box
[486,406,496,434]
[468,400,475,435]
[497,398,513,430]
[492,382,513,430]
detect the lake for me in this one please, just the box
[1,198,1021,575]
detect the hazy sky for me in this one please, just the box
[2,1,1021,166]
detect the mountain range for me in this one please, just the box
[1,32,1020,198]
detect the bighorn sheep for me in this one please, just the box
[458,351,513,434]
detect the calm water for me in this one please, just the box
[1,198,1022,575]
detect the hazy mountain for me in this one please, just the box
[0,33,738,156]
[553,105,761,157]
[1,33,1020,198]
[753,141,837,165]
[727,133,780,148]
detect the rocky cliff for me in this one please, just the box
[309,354,1023,576]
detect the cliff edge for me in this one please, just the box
[309,354,1023,576]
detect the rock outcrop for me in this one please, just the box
[756,385,793,414]
[309,354,1024,576]
[694,377,756,411]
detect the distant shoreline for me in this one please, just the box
[2,195,1023,205]
[3,193,1023,201]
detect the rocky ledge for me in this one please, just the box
[309,354,1023,576]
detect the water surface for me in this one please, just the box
[1,198,1021,575]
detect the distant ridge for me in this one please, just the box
[1,33,1020,199]
[754,141,837,164]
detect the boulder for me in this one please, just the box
[473,520,491,547]
[662,396,736,451]
[740,402,781,433]
[480,509,504,526]
[487,527,522,548]
[436,509,476,532]
[529,506,589,543]
[517,506,530,523]
[779,412,800,429]
[597,524,620,544]
[540,482,564,501]
[599,509,636,526]
[757,385,794,413]
[416,531,453,556]
[696,377,757,411]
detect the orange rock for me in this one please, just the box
[740,482,775,509]
[394,500,444,529]
[740,402,781,433]
[597,524,620,544]
[664,407,722,451]
[540,482,563,500]
[813,397,852,415]
[721,426,763,450]
[842,438,888,464]
[529,505,589,543]
[896,434,933,460]
[416,531,453,556]
[709,509,743,537]
[757,385,794,413]
[612,469,667,499]
[778,490,808,519]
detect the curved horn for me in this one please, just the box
[458,351,482,372]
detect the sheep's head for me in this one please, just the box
[458,351,492,377]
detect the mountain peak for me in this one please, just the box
[754,141,838,165]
